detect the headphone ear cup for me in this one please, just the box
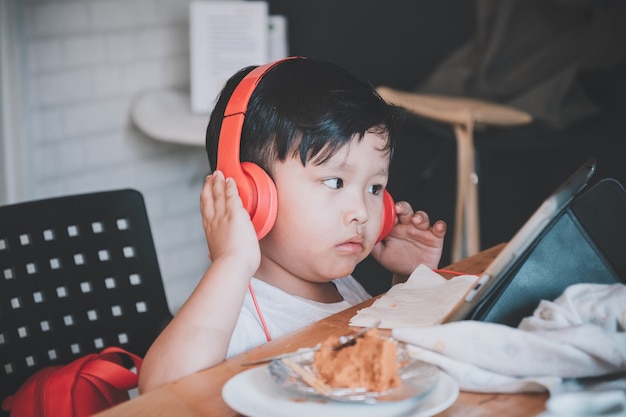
[377,190,396,243]
[240,162,278,240]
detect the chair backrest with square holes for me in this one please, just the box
[0,189,173,403]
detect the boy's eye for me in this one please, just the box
[369,184,383,195]
[323,178,343,189]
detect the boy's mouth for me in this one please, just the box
[336,235,366,253]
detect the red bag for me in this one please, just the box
[1,346,142,417]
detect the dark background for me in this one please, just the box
[267,1,475,91]
[265,0,626,295]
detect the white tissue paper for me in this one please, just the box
[349,264,478,329]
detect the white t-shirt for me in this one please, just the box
[226,276,371,358]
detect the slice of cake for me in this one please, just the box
[312,328,400,392]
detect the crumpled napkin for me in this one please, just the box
[350,264,478,328]
[392,283,626,394]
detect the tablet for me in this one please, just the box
[446,157,597,322]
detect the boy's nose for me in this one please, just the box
[344,194,369,226]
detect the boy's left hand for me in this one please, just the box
[370,201,446,279]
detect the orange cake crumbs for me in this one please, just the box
[312,328,400,392]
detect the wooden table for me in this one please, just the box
[95,244,548,417]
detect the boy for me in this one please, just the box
[139,58,446,392]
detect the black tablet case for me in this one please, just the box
[467,178,626,327]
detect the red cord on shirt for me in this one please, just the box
[248,283,272,342]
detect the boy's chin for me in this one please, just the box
[328,264,361,280]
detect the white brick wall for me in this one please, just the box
[9,0,236,312]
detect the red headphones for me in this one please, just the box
[216,57,396,242]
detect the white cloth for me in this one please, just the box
[392,283,626,394]
[227,275,371,358]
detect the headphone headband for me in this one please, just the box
[217,57,299,186]
[223,58,294,118]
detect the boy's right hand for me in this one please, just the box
[200,170,261,275]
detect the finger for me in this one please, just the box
[224,176,244,210]
[432,220,448,238]
[394,201,414,223]
[411,210,432,229]
[200,173,216,217]
[201,170,227,221]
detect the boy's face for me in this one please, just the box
[258,132,391,285]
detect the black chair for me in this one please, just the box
[0,189,173,404]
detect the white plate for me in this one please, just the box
[222,365,459,417]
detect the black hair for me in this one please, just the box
[205,57,405,175]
